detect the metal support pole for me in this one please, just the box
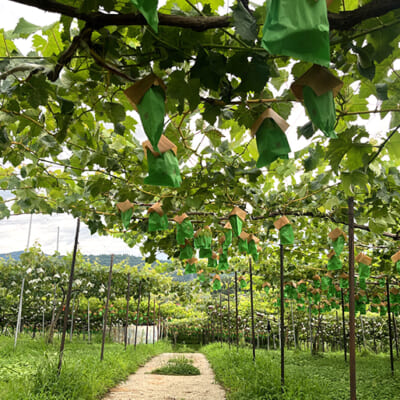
[348,197,357,400]
[100,254,114,361]
[124,273,131,350]
[14,278,25,348]
[219,291,223,346]
[393,313,399,358]
[69,294,76,341]
[386,277,394,375]
[153,298,156,344]
[227,284,231,349]
[134,281,142,348]
[280,244,285,387]
[249,257,256,361]
[58,218,80,373]
[87,299,91,343]
[291,301,296,349]
[235,271,239,350]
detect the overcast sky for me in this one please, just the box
[0,1,392,256]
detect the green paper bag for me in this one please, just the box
[312,279,321,289]
[303,86,337,139]
[179,245,193,260]
[297,282,307,293]
[137,86,165,151]
[321,276,331,291]
[199,248,212,259]
[358,263,370,279]
[121,208,133,229]
[359,278,367,290]
[297,305,306,312]
[185,263,197,274]
[279,224,294,245]
[339,278,349,290]
[313,293,321,304]
[130,0,159,32]
[396,261,400,274]
[218,252,229,271]
[370,305,378,313]
[223,229,232,250]
[380,306,387,316]
[263,285,270,295]
[229,215,243,237]
[255,119,290,168]
[145,150,182,188]
[176,219,194,245]
[327,254,342,271]
[198,272,208,283]
[148,212,168,232]
[208,256,218,268]
[194,229,212,249]
[239,279,247,289]
[332,235,345,255]
[248,240,259,262]
[238,237,248,253]
[261,0,330,67]
[213,278,222,291]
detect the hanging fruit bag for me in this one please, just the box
[261,0,330,67]
[143,135,182,188]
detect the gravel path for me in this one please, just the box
[102,352,226,400]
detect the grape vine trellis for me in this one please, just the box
[1,0,400,398]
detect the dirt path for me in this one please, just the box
[102,352,226,400]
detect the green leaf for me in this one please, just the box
[235,56,270,93]
[0,127,10,152]
[12,18,41,38]
[191,49,226,91]
[297,121,315,139]
[104,102,126,124]
[232,2,258,43]
[386,131,400,160]
[375,83,388,100]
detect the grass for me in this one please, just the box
[0,334,172,400]
[202,343,400,400]
[151,356,200,376]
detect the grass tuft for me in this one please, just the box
[151,356,200,376]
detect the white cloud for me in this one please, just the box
[0,213,141,255]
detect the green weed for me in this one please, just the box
[151,356,200,375]
[202,343,400,400]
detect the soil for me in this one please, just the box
[102,352,226,400]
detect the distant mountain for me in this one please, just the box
[0,251,144,267]
[0,251,24,260]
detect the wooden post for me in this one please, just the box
[158,304,161,340]
[124,273,131,350]
[348,197,356,400]
[280,244,285,387]
[100,254,114,361]
[134,281,142,348]
[145,293,150,344]
[58,218,80,373]
[249,257,256,361]
[386,277,394,375]
[359,315,366,350]
[341,288,347,361]
[235,271,239,350]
